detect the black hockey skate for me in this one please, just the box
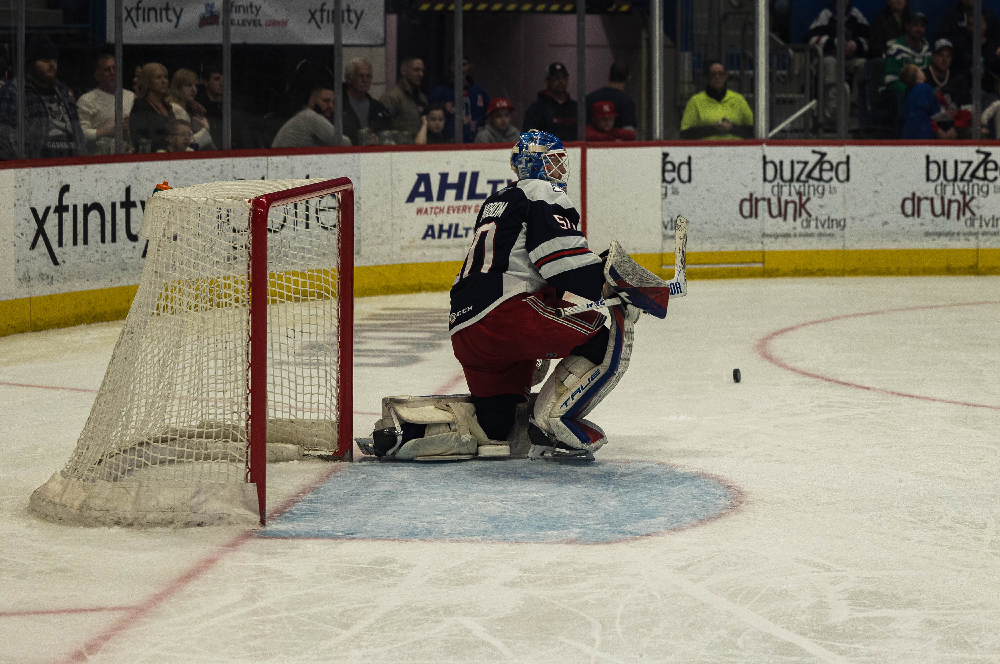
[527,422,595,462]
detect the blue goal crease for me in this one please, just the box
[258,461,738,544]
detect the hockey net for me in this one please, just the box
[29,178,353,528]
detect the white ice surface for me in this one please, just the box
[1,278,999,663]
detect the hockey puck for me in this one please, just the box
[733,368,741,383]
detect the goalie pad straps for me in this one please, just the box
[533,303,641,452]
[393,401,490,460]
[604,240,671,319]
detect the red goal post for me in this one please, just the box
[249,178,354,525]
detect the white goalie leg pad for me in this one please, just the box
[367,395,511,460]
[533,303,641,452]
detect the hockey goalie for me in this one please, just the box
[357,129,686,462]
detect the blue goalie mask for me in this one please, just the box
[510,130,570,191]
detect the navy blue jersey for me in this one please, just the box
[449,178,605,334]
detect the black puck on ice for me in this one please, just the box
[733,368,741,383]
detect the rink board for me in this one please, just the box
[259,460,740,543]
[2,142,999,335]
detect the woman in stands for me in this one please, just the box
[168,69,216,151]
[129,63,175,153]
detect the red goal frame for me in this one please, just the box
[247,178,354,525]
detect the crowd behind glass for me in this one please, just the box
[0,0,996,161]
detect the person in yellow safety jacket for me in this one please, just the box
[680,60,754,140]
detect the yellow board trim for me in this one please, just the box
[2,250,997,337]
[1,284,138,337]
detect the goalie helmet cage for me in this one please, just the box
[28,178,354,528]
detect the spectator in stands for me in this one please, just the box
[168,69,215,151]
[523,62,578,143]
[196,63,224,148]
[0,34,87,159]
[158,119,194,153]
[416,103,450,144]
[0,54,9,87]
[679,60,753,140]
[342,58,392,146]
[899,63,939,139]
[938,0,1000,76]
[428,56,489,143]
[586,101,636,141]
[884,12,931,95]
[982,98,1000,137]
[869,0,910,58]
[951,14,1000,96]
[381,56,428,140]
[923,39,972,139]
[585,62,638,133]
[77,53,135,154]
[805,0,870,128]
[474,97,520,144]
[271,87,349,148]
[129,63,176,153]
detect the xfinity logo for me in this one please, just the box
[308,2,366,30]
[124,0,184,28]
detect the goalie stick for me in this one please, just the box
[557,215,688,317]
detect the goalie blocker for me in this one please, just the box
[357,238,680,462]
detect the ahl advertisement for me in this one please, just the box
[107,0,385,45]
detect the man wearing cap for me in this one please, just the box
[884,12,931,94]
[475,97,520,144]
[924,39,972,139]
[523,62,578,143]
[0,34,87,159]
[586,101,636,141]
[679,60,753,140]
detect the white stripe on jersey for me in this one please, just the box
[517,178,575,207]
[528,235,589,264]
[538,252,603,280]
[506,222,546,286]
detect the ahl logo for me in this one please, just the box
[406,172,514,203]
[198,2,219,27]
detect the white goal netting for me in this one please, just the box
[29,178,351,528]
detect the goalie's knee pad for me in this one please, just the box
[533,303,640,452]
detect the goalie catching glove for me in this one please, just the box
[602,240,674,318]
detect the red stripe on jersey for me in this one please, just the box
[534,247,592,268]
